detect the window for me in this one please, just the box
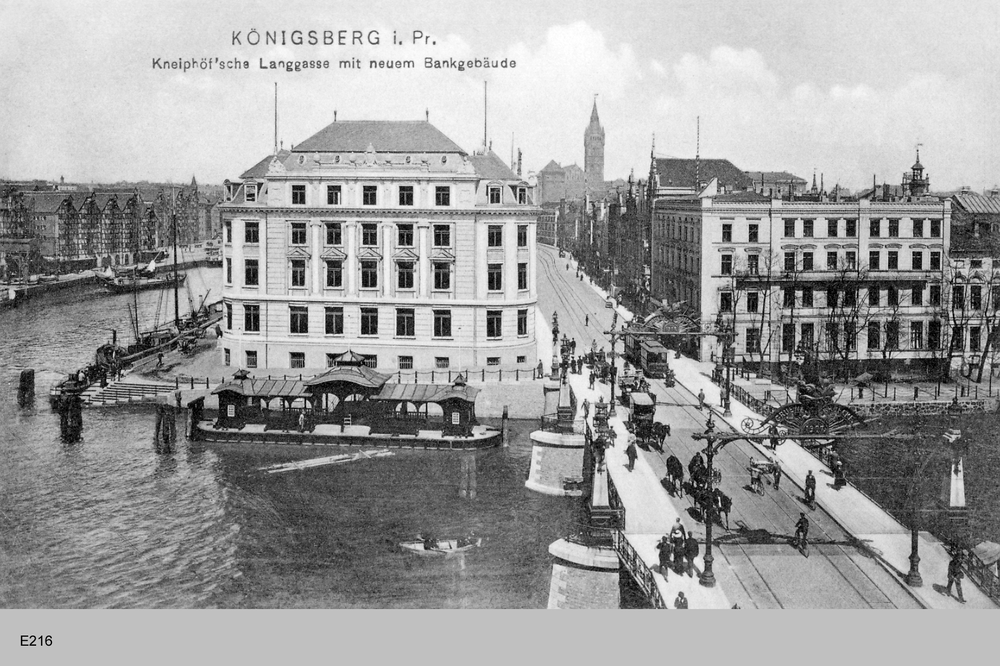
[888,251,898,270]
[396,308,415,337]
[291,222,307,245]
[435,186,450,206]
[746,328,761,352]
[398,356,413,370]
[362,223,378,246]
[846,219,857,237]
[913,218,923,237]
[801,323,814,349]
[224,348,231,366]
[433,310,451,337]
[517,309,528,336]
[244,304,260,332]
[225,258,232,284]
[487,357,501,366]
[361,308,379,335]
[930,252,941,270]
[846,251,857,269]
[971,259,984,269]
[931,219,941,237]
[362,185,377,206]
[825,323,839,352]
[487,310,502,338]
[290,352,305,368]
[747,254,759,274]
[224,220,232,243]
[517,224,528,247]
[722,223,732,242]
[889,219,899,237]
[784,252,796,272]
[910,322,924,349]
[245,221,259,243]
[782,323,795,352]
[911,286,923,306]
[721,254,733,275]
[869,219,880,237]
[289,259,306,288]
[488,225,503,247]
[886,321,900,349]
[325,307,343,335]
[435,357,450,369]
[867,322,880,350]
[784,219,795,237]
[993,286,1000,310]
[517,187,527,204]
[930,285,942,306]
[327,185,341,205]
[488,263,503,291]
[844,289,856,307]
[972,285,983,310]
[720,292,733,312]
[398,185,414,206]
[225,302,233,329]
[246,350,257,368]
[827,252,837,270]
[433,224,450,247]
[326,260,342,288]
[971,326,983,352]
[746,292,759,313]
[489,185,502,204]
[952,286,965,310]
[912,251,923,270]
[803,219,813,237]
[397,261,414,289]
[518,263,528,290]
[517,355,527,364]
[827,219,838,237]
[361,260,379,289]
[827,288,838,308]
[869,287,879,307]
[802,252,813,271]
[748,224,758,243]
[801,288,813,307]
[433,262,451,290]
[244,259,259,286]
[363,355,378,369]
[783,288,795,307]
[869,251,880,270]
[929,320,942,348]
[397,224,414,247]
[292,185,306,205]
[887,286,898,307]
[952,326,965,351]
[325,222,342,245]
[289,306,308,334]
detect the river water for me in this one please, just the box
[0,267,580,608]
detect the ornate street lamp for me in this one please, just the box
[699,411,719,587]
[715,311,734,417]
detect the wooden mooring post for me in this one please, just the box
[18,368,34,407]
[58,394,84,443]
[153,404,177,453]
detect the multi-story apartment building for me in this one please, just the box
[651,185,951,378]
[218,120,539,372]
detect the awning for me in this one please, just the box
[303,364,390,388]
[212,379,309,398]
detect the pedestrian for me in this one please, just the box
[772,458,782,490]
[833,460,846,489]
[589,371,595,390]
[298,410,306,433]
[749,460,763,494]
[625,438,638,472]
[946,551,967,603]
[697,388,705,410]
[685,532,700,578]
[673,592,688,609]
[656,536,673,578]
[571,338,577,355]
[718,491,732,529]
[794,512,809,549]
[582,398,590,419]
[768,423,779,450]
[805,470,817,504]
[585,314,589,326]
[536,360,544,379]
[669,518,687,561]
[156,352,164,369]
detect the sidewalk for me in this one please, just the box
[665,353,998,609]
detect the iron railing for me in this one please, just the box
[611,530,666,609]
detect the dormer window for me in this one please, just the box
[488,185,502,204]
[517,187,527,204]
[298,155,306,165]
[245,182,256,202]
[441,155,448,164]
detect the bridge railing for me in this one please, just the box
[611,530,666,609]
[959,547,1000,604]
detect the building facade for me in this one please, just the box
[218,120,539,372]
[651,192,952,378]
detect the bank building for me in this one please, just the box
[219,119,539,373]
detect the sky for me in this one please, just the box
[2,0,999,192]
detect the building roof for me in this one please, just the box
[22,192,71,213]
[212,379,309,398]
[240,150,291,180]
[469,150,520,181]
[539,160,565,174]
[952,193,1000,215]
[711,191,772,203]
[302,364,391,389]
[293,120,465,154]
[654,158,752,191]
[745,171,808,184]
[588,101,601,127]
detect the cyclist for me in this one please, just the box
[794,513,809,550]
[749,458,763,494]
[804,470,817,505]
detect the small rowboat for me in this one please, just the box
[399,538,482,556]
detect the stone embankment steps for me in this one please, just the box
[82,381,177,406]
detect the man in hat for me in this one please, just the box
[794,513,809,550]
[772,458,782,490]
[697,388,705,410]
[674,591,688,609]
[684,532,700,578]
[656,536,673,578]
[946,551,967,603]
[804,470,817,504]
[625,437,638,472]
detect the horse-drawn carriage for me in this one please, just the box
[627,391,670,451]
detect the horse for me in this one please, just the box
[664,455,684,496]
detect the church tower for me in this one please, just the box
[584,99,605,193]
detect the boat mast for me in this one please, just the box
[172,191,180,331]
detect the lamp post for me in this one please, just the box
[699,412,718,587]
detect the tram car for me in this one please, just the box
[624,334,675,385]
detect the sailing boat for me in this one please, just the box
[98,255,187,294]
